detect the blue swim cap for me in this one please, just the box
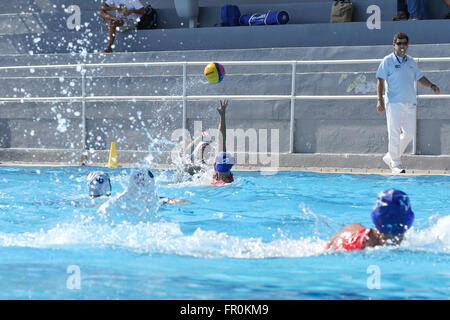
[371,188,414,235]
[87,171,111,198]
[214,152,234,172]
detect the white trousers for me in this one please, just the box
[385,102,416,166]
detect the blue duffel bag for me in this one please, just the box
[220,4,241,26]
[239,10,289,26]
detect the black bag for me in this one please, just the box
[137,5,158,29]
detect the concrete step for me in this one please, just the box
[0,0,393,21]
[1,43,450,70]
[1,0,193,14]
[198,0,396,26]
[3,0,448,25]
[2,0,447,25]
[0,20,449,55]
[0,11,103,35]
[0,9,189,36]
[0,0,405,15]
[1,0,103,14]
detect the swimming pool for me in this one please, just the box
[0,166,448,299]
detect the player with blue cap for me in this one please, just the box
[371,188,414,236]
[212,100,234,184]
[215,151,234,173]
[87,171,112,198]
[325,188,414,251]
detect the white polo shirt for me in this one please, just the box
[376,52,423,104]
[105,0,144,23]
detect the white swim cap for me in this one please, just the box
[87,171,111,197]
[128,168,155,191]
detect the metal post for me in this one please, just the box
[81,65,87,151]
[182,62,187,148]
[289,61,297,153]
[412,62,418,155]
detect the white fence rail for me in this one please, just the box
[1,58,449,153]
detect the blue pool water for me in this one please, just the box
[0,166,449,299]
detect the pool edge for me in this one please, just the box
[1,148,449,176]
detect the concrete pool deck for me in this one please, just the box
[1,148,449,175]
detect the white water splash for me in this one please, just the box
[401,215,450,253]
[97,168,161,223]
[0,220,326,258]
[2,213,449,258]
[56,114,68,133]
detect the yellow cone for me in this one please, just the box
[106,142,120,167]
[80,154,88,166]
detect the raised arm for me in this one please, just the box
[216,100,228,154]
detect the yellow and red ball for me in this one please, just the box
[204,62,225,83]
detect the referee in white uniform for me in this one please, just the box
[376,32,440,173]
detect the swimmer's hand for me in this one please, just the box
[217,99,228,115]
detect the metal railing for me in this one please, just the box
[0,58,449,153]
